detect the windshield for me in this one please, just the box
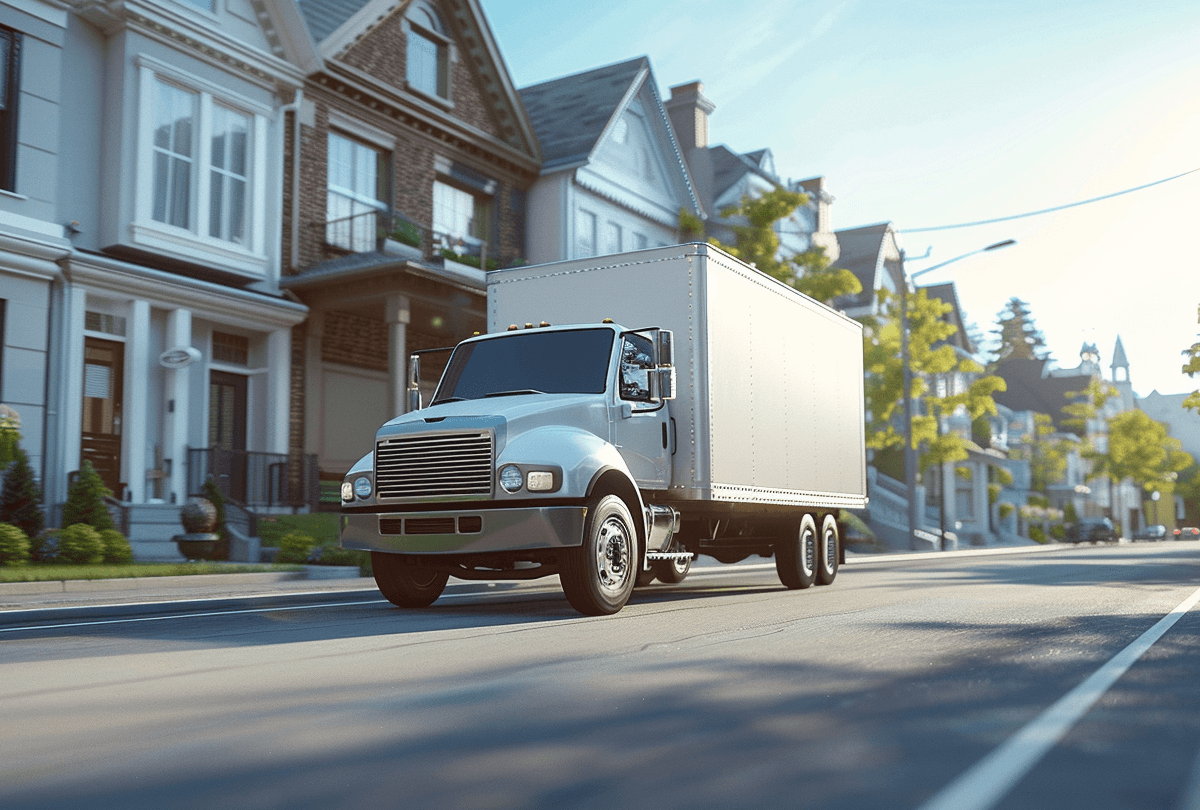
[433,328,614,403]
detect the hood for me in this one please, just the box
[379,392,609,454]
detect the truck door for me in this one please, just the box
[611,332,670,488]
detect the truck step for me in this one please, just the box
[645,551,694,562]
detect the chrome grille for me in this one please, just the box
[375,431,493,499]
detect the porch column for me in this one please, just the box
[941,460,958,548]
[165,308,192,505]
[52,283,87,512]
[304,310,324,456]
[266,327,291,455]
[385,293,411,418]
[125,300,151,503]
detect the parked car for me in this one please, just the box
[1066,517,1117,544]
[1133,524,1167,541]
[1173,526,1200,540]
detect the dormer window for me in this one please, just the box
[406,3,451,100]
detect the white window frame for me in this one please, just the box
[575,209,597,259]
[132,56,269,275]
[403,2,455,105]
[326,130,390,252]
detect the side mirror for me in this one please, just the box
[655,330,674,369]
[406,354,422,412]
[647,367,676,401]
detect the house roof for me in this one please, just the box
[992,357,1092,433]
[518,57,650,173]
[832,223,898,312]
[295,0,368,45]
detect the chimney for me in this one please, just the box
[666,81,715,151]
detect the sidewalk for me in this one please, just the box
[0,569,378,614]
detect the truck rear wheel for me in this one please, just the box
[372,552,449,608]
[561,495,638,615]
[653,545,692,584]
[816,513,839,586]
[776,513,817,590]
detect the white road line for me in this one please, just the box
[919,584,1200,810]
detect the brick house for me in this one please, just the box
[280,0,540,483]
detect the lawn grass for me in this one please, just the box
[0,562,301,583]
[254,512,339,547]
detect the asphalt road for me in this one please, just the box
[2,541,1199,810]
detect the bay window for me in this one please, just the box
[137,61,266,268]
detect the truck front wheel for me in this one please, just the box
[372,552,449,608]
[561,495,638,615]
[776,513,817,590]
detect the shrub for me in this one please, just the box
[57,523,104,564]
[277,531,316,564]
[30,529,59,562]
[1029,525,1048,544]
[0,522,31,566]
[0,447,44,538]
[306,541,370,573]
[63,460,115,531]
[99,529,134,563]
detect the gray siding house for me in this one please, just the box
[1,0,317,557]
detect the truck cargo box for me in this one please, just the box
[488,243,867,510]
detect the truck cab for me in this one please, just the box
[340,322,682,615]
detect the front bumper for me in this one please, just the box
[341,506,587,555]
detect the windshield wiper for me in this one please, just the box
[483,389,546,398]
[432,396,466,404]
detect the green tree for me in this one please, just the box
[1009,413,1070,496]
[863,288,1006,470]
[991,297,1049,363]
[0,406,19,466]
[705,188,863,306]
[62,460,115,532]
[1182,309,1200,412]
[1061,378,1118,439]
[1089,410,1191,496]
[0,447,44,538]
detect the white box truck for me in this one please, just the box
[340,243,867,615]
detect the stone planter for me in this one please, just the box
[174,532,220,560]
[382,238,423,261]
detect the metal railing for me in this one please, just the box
[317,208,496,270]
[187,447,319,510]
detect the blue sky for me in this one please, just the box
[483,0,1200,397]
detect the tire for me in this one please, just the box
[816,513,839,586]
[653,546,692,584]
[775,513,817,590]
[372,551,449,608]
[560,494,638,615]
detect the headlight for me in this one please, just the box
[527,471,554,492]
[353,476,372,499]
[499,464,523,493]
[341,481,354,502]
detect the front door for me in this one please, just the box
[81,338,124,495]
[209,371,248,501]
[610,332,670,489]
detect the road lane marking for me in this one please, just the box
[918,583,1200,810]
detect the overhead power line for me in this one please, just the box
[901,167,1200,233]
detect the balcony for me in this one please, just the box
[318,209,504,271]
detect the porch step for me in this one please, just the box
[123,503,186,561]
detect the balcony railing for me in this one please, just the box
[188,447,319,510]
[317,208,500,270]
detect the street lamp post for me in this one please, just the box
[898,238,1016,550]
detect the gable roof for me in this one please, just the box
[295,0,539,164]
[992,358,1092,434]
[519,57,651,173]
[832,223,901,312]
[295,0,368,45]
